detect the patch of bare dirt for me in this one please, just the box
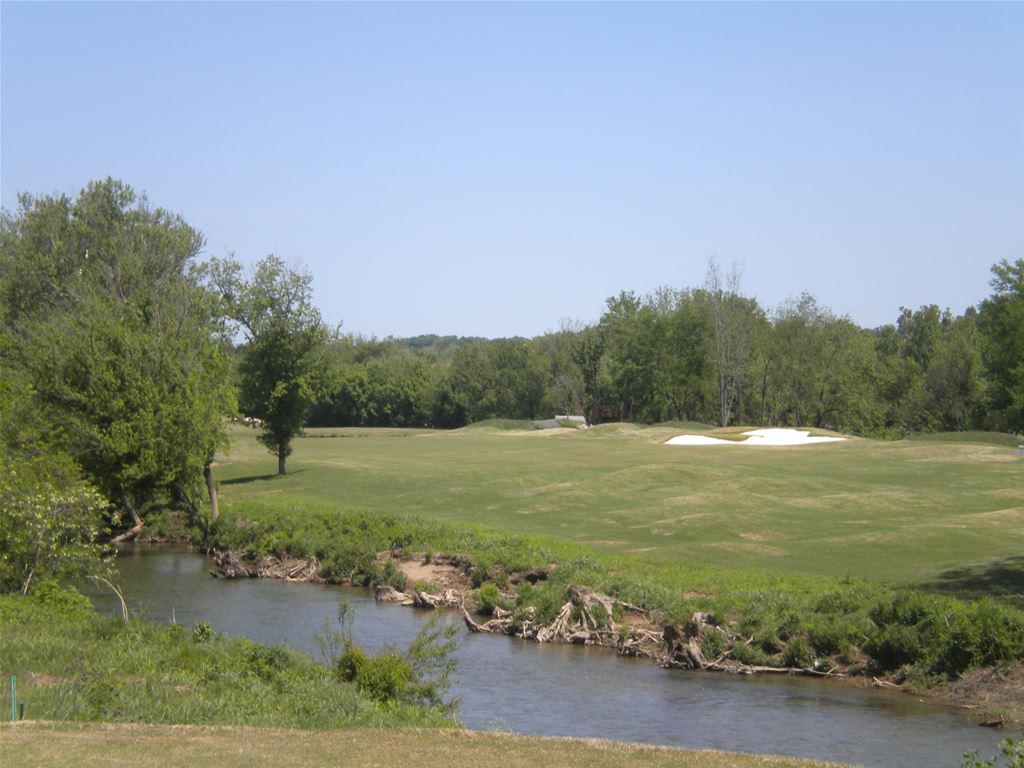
[394,554,469,591]
[933,664,1024,726]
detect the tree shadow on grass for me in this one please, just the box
[917,556,1024,609]
[221,470,305,486]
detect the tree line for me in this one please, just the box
[1,178,1021,572]
[311,263,1022,440]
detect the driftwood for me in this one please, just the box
[872,676,902,689]
[211,551,320,582]
[374,584,412,603]
[412,589,463,609]
[110,500,144,544]
[257,556,320,581]
[212,550,257,578]
[662,612,714,670]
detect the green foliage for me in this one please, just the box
[0,591,454,729]
[781,637,814,669]
[289,257,1019,435]
[476,582,503,615]
[328,603,457,712]
[209,254,330,474]
[962,735,1024,768]
[0,179,235,529]
[728,640,771,667]
[192,622,216,643]
[807,617,862,657]
[700,627,727,660]
[0,454,113,595]
[978,258,1024,434]
[866,592,1024,678]
[402,615,459,711]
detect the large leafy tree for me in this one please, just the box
[978,259,1024,434]
[765,294,880,433]
[0,179,235,536]
[210,254,330,474]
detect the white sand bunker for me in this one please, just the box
[666,428,846,447]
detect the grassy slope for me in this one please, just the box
[215,425,1024,591]
[0,722,856,768]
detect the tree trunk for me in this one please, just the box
[204,456,219,523]
[278,451,287,476]
[111,498,144,543]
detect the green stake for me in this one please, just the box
[9,675,15,722]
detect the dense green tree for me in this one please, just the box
[657,291,714,423]
[600,291,656,422]
[533,324,584,419]
[571,325,606,426]
[0,179,235,534]
[766,294,880,433]
[210,254,330,474]
[978,259,1024,434]
[873,306,985,434]
[309,353,432,428]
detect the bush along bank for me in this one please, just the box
[0,584,457,729]
[206,504,1024,723]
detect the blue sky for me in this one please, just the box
[2,2,1021,338]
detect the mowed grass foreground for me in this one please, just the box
[0,722,855,768]
[215,424,1024,593]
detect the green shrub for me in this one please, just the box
[730,640,771,667]
[335,643,412,702]
[192,622,217,643]
[31,581,94,618]
[782,637,814,669]
[870,591,937,627]
[814,587,870,615]
[244,644,292,682]
[756,631,781,654]
[865,624,922,672]
[0,454,113,595]
[477,582,502,616]
[380,560,408,591]
[808,618,860,656]
[961,734,1024,768]
[700,628,727,660]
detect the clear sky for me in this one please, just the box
[2,2,1021,339]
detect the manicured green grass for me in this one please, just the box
[215,424,1024,592]
[0,722,856,768]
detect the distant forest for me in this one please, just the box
[307,260,1024,438]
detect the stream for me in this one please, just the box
[87,544,1010,768]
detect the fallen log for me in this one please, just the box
[412,589,463,609]
[374,584,411,603]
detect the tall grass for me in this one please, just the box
[0,586,454,730]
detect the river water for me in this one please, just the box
[88,545,1010,768]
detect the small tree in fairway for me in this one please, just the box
[211,254,329,475]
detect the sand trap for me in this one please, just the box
[666,428,846,447]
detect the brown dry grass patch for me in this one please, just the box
[0,722,854,768]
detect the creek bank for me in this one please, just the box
[208,547,1021,726]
